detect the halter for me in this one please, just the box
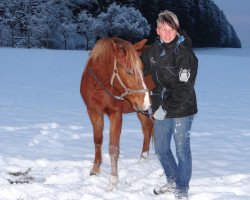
[89,58,148,101]
[110,59,148,99]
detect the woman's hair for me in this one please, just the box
[156,10,180,31]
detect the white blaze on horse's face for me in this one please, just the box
[143,89,151,111]
[137,68,151,111]
[125,59,151,111]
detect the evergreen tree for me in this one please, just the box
[0,0,241,49]
[77,11,97,50]
[0,1,7,46]
[164,0,241,47]
[97,3,150,43]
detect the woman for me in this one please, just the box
[141,10,198,200]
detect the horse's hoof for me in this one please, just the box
[90,170,100,176]
[90,171,97,176]
[105,175,118,192]
[140,151,149,160]
[105,184,116,192]
[90,162,101,175]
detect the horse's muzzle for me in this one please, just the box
[133,101,151,112]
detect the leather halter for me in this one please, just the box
[109,59,148,100]
[89,58,148,101]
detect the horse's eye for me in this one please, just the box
[125,67,134,75]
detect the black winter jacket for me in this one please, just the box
[141,33,198,118]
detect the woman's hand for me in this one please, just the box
[153,105,167,120]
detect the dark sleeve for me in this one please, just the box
[140,48,152,76]
[162,49,198,112]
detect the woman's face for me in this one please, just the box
[156,22,177,43]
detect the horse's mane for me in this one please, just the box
[89,37,114,64]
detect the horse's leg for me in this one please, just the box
[106,111,122,191]
[137,112,153,159]
[87,107,104,175]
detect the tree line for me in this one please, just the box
[0,0,241,50]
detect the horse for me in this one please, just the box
[80,37,154,191]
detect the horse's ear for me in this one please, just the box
[111,40,125,58]
[133,39,148,51]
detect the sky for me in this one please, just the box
[0,1,250,200]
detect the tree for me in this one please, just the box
[162,0,241,47]
[39,0,76,49]
[1,0,20,47]
[97,3,150,43]
[0,1,6,46]
[77,11,97,50]
[132,0,241,47]
[0,0,241,49]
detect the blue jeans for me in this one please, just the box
[154,115,194,193]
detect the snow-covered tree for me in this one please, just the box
[0,0,241,49]
[163,0,241,47]
[0,1,6,46]
[0,0,20,47]
[77,3,150,49]
[77,11,97,50]
[97,3,150,43]
[114,0,240,47]
[39,0,76,49]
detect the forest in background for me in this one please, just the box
[0,0,241,50]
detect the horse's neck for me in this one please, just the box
[88,59,113,83]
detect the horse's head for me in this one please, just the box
[109,37,151,111]
[133,39,156,92]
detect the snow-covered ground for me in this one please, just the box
[0,45,250,200]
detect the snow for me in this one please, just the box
[0,45,250,200]
[1,1,250,199]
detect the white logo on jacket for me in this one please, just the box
[150,57,157,65]
[179,68,190,82]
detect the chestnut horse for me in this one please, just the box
[80,37,154,191]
